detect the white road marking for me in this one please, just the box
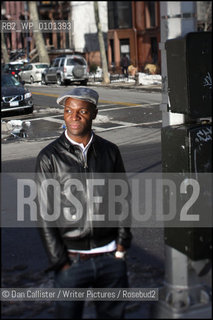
[20,101,161,134]
[25,115,162,132]
[98,103,159,112]
[25,114,64,122]
[92,120,162,132]
[39,117,64,124]
[98,104,117,108]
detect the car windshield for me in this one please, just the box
[9,64,24,70]
[1,74,22,87]
[66,58,86,66]
[35,64,49,69]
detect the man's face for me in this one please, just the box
[64,97,97,140]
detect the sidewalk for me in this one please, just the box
[87,71,162,92]
[87,80,162,92]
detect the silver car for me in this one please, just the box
[41,55,89,85]
[19,63,49,83]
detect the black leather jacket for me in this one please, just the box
[35,132,132,272]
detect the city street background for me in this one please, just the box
[2,84,211,318]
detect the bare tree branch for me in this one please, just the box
[28,1,50,63]
[93,1,110,84]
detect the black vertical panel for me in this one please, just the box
[162,124,212,260]
[166,32,212,117]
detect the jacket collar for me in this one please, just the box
[59,131,98,157]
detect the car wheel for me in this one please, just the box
[30,76,34,84]
[80,80,88,86]
[57,75,64,86]
[24,106,34,115]
[41,75,47,85]
[73,66,84,79]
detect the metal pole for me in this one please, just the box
[154,2,212,318]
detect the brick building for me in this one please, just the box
[1,1,72,61]
[1,1,26,52]
[107,1,161,73]
[2,1,161,70]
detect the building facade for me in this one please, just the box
[2,1,212,70]
[1,1,72,61]
[1,1,26,52]
[1,1,161,71]
[71,1,108,68]
[107,1,161,73]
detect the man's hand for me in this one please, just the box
[117,244,125,252]
[115,244,126,259]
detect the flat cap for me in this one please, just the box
[57,87,99,107]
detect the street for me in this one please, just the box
[2,85,162,173]
[2,85,164,319]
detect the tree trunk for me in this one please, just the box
[69,1,74,50]
[1,32,10,64]
[28,1,50,64]
[204,2,212,31]
[93,1,110,84]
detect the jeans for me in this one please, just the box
[54,252,128,319]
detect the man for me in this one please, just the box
[35,87,132,319]
[120,54,130,77]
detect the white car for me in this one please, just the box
[19,63,49,83]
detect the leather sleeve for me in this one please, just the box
[117,227,132,249]
[114,146,133,249]
[35,152,70,272]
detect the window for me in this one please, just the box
[35,64,49,69]
[57,33,60,49]
[110,39,115,64]
[108,1,132,29]
[60,59,65,67]
[53,59,60,67]
[66,58,86,66]
[117,2,132,28]
[151,37,158,64]
[8,64,24,70]
[65,32,69,49]
[120,39,130,59]
[146,2,156,28]
[3,65,9,72]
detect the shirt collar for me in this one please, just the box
[65,129,93,151]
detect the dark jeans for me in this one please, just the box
[54,252,128,319]
[122,66,128,77]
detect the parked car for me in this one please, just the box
[10,49,26,62]
[19,63,49,83]
[1,73,34,116]
[2,62,24,80]
[41,55,89,85]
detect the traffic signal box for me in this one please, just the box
[166,32,212,118]
[163,32,212,260]
[162,124,212,260]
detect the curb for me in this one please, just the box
[87,82,162,92]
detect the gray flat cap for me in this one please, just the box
[57,87,99,107]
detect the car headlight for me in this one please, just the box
[24,92,32,99]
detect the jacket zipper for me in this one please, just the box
[78,147,94,249]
